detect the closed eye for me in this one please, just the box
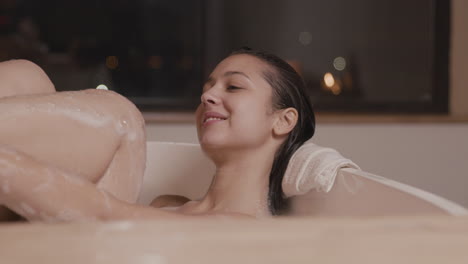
[227,85,241,91]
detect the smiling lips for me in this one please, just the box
[202,112,228,126]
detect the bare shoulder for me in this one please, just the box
[150,195,191,209]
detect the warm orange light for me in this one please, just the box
[323,72,342,95]
[179,56,193,70]
[324,72,335,87]
[148,56,163,69]
[331,82,342,95]
[106,56,119,70]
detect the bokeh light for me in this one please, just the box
[148,56,163,69]
[106,56,119,70]
[324,72,335,87]
[298,31,312,46]
[333,56,346,71]
[323,72,342,95]
[96,84,108,90]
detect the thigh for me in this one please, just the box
[0,89,146,203]
[0,59,55,98]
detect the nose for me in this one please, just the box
[200,89,220,106]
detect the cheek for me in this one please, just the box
[195,105,203,134]
[232,100,274,139]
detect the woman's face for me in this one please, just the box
[195,54,277,151]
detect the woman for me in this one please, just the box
[0,48,315,222]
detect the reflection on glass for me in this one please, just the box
[298,31,312,46]
[333,57,346,71]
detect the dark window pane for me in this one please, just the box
[0,0,449,113]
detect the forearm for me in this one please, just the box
[0,145,175,222]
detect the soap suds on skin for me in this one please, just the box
[62,172,85,186]
[20,202,36,215]
[55,208,98,222]
[39,211,58,223]
[105,221,135,231]
[33,172,54,193]
[0,160,18,179]
[115,119,129,136]
[2,103,112,128]
[55,109,112,128]
[1,180,10,194]
[56,208,84,221]
[1,91,147,222]
[95,221,135,237]
[0,159,14,171]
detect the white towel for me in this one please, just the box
[282,140,361,197]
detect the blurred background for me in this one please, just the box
[0,0,452,112]
[1,0,467,206]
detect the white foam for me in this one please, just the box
[105,221,135,231]
[20,202,36,215]
[33,172,54,193]
[9,103,113,128]
[0,160,16,178]
[39,211,58,223]
[55,108,112,128]
[0,158,14,169]
[115,119,129,135]
[56,208,85,221]
[62,173,85,186]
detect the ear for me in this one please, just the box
[273,108,298,137]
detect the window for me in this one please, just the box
[205,0,450,113]
[0,0,449,113]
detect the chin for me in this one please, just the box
[199,137,226,150]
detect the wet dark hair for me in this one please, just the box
[230,47,316,215]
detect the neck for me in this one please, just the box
[192,146,276,218]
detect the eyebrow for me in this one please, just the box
[224,71,250,79]
[205,71,251,85]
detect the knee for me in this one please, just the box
[0,59,55,98]
[79,89,146,142]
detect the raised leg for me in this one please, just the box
[0,60,146,222]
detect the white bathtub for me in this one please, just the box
[1,141,468,263]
